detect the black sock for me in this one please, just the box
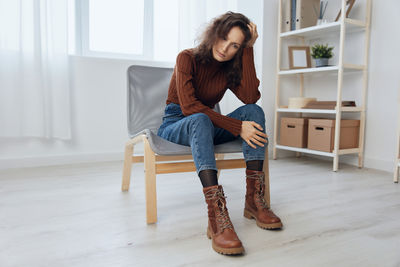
[246,160,264,171]
[199,169,218,188]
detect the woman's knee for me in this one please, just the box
[189,113,213,129]
[243,104,265,121]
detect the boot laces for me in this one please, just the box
[205,188,233,231]
[246,172,269,209]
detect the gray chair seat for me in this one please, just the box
[139,130,243,156]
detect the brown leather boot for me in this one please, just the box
[244,169,283,229]
[203,185,244,255]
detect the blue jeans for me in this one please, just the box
[157,103,267,173]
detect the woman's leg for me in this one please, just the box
[198,169,218,187]
[158,110,244,254]
[214,104,282,230]
[158,112,218,186]
[159,112,216,173]
[214,103,266,164]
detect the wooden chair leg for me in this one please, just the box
[121,142,134,191]
[263,147,271,208]
[144,137,157,224]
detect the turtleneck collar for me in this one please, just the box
[209,55,226,68]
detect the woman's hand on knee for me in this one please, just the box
[240,121,268,149]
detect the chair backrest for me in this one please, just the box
[127,65,174,138]
[127,65,222,138]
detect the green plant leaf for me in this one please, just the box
[311,43,334,59]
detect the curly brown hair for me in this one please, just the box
[193,12,252,88]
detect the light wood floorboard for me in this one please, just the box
[0,157,399,267]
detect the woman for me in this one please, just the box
[157,12,282,255]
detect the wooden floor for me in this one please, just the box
[1,157,400,267]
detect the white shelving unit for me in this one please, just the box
[273,0,372,171]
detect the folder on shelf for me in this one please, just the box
[282,0,291,32]
[290,0,296,31]
[295,0,320,30]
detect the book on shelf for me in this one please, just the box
[303,101,356,109]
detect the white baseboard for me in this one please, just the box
[276,151,394,173]
[0,151,125,170]
[362,156,396,173]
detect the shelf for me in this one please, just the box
[279,64,365,75]
[279,66,338,75]
[343,63,366,71]
[341,107,363,112]
[276,145,334,157]
[275,145,360,157]
[277,107,363,114]
[280,19,366,38]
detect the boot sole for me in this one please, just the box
[206,227,244,255]
[243,209,283,230]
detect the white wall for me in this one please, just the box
[1,0,399,173]
[363,0,400,170]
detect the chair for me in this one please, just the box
[121,65,271,224]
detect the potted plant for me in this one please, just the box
[311,44,334,67]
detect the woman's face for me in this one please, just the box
[212,26,245,62]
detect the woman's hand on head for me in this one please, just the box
[240,121,268,149]
[246,22,258,48]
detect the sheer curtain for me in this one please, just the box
[0,0,71,139]
[177,0,238,51]
[154,0,238,62]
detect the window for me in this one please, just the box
[153,0,178,62]
[71,0,151,60]
[71,0,179,62]
[71,0,238,62]
[88,0,145,55]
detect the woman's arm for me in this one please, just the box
[229,47,261,104]
[233,23,267,148]
[175,51,243,136]
[230,22,261,104]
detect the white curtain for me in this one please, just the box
[154,0,238,62]
[0,0,71,139]
[178,0,238,51]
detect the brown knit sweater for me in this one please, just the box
[166,47,260,136]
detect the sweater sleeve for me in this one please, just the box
[229,47,261,104]
[175,51,242,136]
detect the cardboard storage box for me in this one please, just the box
[280,117,309,148]
[307,119,360,152]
